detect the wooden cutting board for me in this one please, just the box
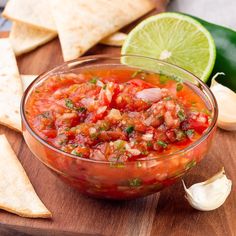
[0,2,236,236]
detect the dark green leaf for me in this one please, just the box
[147,141,152,147]
[71,150,83,157]
[76,107,86,112]
[125,126,134,134]
[89,77,99,84]
[65,98,74,109]
[157,140,168,148]
[185,129,195,138]
[177,110,185,122]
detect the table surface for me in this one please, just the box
[0,3,236,236]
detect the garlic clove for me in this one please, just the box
[183,168,232,211]
[100,32,127,46]
[210,73,236,131]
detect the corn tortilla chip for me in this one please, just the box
[0,39,23,132]
[10,22,57,56]
[21,75,37,91]
[50,0,155,61]
[0,135,52,218]
[2,0,56,31]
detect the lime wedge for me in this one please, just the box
[121,13,216,82]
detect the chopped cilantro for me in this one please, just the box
[185,160,196,170]
[185,129,195,138]
[163,96,172,101]
[76,107,86,112]
[147,141,152,147]
[176,82,183,92]
[131,70,148,79]
[177,110,185,122]
[71,150,83,157]
[65,98,74,109]
[125,125,134,134]
[129,178,142,187]
[175,129,186,141]
[89,76,99,84]
[157,140,168,148]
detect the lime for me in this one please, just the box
[121,12,216,82]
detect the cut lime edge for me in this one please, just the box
[121,12,216,83]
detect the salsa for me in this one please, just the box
[25,68,211,162]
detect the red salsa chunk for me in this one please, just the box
[25,68,212,162]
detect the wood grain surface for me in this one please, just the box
[0,1,236,235]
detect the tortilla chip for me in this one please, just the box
[50,0,155,61]
[2,0,56,31]
[0,39,23,132]
[21,75,37,91]
[10,22,57,56]
[0,135,52,218]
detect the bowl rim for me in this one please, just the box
[20,54,218,164]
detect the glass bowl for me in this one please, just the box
[21,55,218,200]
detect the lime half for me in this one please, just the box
[121,13,216,82]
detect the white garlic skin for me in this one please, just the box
[183,168,232,211]
[210,73,236,131]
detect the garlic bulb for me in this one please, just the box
[183,168,232,211]
[210,73,236,131]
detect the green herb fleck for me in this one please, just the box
[141,150,148,155]
[163,96,172,101]
[202,108,212,115]
[177,110,185,122]
[71,150,83,157]
[176,82,183,92]
[185,129,195,138]
[89,76,99,84]
[175,130,186,141]
[76,107,86,113]
[185,160,196,170]
[157,140,168,148]
[65,98,74,109]
[102,84,107,90]
[125,125,134,134]
[35,90,40,93]
[147,141,152,147]
[129,178,142,187]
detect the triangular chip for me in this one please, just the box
[21,74,38,91]
[10,22,57,56]
[0,39,23,132]
[0,135,52,218]
[2,0,56,31]
[50,0,155,61]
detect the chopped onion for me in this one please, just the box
[136,88,162,102]
[142,133,153,141]
[97,106,107,114]
[107,108,122,120]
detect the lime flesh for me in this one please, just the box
[121,13,216,82]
